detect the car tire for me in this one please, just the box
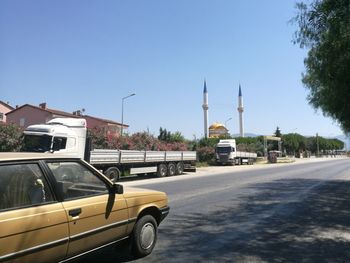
[131,215,158,258]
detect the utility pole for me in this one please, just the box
[316,133,320,157]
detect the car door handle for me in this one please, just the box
[69,208,82,217]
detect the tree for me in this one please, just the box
[0,123,23,152]
[282,133,306,155]
[158,127,185,143]
[169,131,186,143]
[274,127,282,137]
[158,127,170,141]
[293,0,350,133]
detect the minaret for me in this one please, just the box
[237,84,244,137]
[202,80,209,138]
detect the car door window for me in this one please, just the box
[0,163,54,211]
[47,161,108,200]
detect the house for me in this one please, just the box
[0,101,15,123]
[6,103,128,136]
[83,115,126,137]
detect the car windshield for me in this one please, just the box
[216,146,233,153]
[22,135,52,152]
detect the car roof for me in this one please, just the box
[0,152,78,162]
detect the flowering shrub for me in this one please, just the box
[197,146,215,163]
[0,123,190,154]
[90,129,189,151]
[89,127,109,149]
[0,123,23,152]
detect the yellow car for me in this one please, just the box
[0,153,169,262]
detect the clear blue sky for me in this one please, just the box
[0,0,343,139]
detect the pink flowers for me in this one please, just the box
[90,129,189,151]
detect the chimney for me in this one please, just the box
[39,103,47,109]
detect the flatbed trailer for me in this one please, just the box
[22,118,197,181]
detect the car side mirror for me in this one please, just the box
[112,183,124,195]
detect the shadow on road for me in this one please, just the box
[81,178,350,262]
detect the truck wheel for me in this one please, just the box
[157,164,167,177]
[167,163,176,176]
[175,162,184,175]
[131,215,158,258]
[104,167,121,182]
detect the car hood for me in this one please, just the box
[122,186,167,200]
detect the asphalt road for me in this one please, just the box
[83,158,350,262]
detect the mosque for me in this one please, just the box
[208,123,229,138]
[202,81,244,138]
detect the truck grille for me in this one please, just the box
[219,155,229,163]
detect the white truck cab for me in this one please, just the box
[215,139,257,165]
[216,139,237,164]
[23,118,87,159]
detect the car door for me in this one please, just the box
[46,160,128,258]
[0,162,69,263]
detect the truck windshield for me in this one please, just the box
[22,135,52,152]
[216,146,233,153]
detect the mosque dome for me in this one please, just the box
[209,122,226,130]
[209,122,229,138]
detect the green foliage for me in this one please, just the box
[312,136,344,152]
[158,127,186,143]
[158,127,171,141]
[282,133,307,154]
[293,0,350,133]
[169,131,186,143]
[235,136,264,156]
[274,127,282,137]
[197,146,215,163]
[0,123,23,152]
[198,137,221,148]
[282,133,344,155]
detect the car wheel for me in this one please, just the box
[104,167,121,182]
[132,215,158,258]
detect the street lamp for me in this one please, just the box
[121,93,136,136]
[225,117,232,128]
